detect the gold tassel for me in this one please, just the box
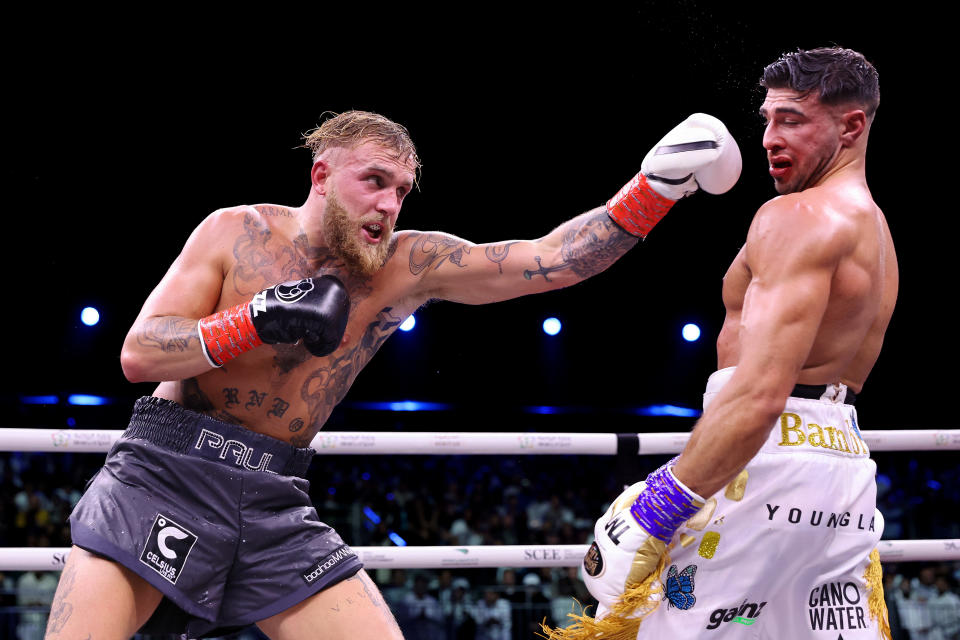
[863,549,891,640]
[538,552,670,640]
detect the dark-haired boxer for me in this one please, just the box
[46,110,741,640]
[569,47,897,640]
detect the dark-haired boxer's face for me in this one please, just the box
[322,142,416,276]
[760,89,843,194]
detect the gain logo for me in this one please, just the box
[706,600,767,630]
[139,514,198,584]
[275,278,314,304]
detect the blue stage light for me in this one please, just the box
[399,315,416,331]
[543,317,561,336]
[67,394,110,406]
[682,323,701,342]
[81,307,100,326]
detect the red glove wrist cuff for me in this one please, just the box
[606,172,676,238]
[197,302,263,368]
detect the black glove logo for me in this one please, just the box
[274,278,315,304]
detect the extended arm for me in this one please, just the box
[414,114,741,305]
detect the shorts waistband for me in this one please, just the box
[705,367,856,405]
[791,383,857,405]
[123,396,314,476]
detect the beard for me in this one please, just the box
[322,189,393,277]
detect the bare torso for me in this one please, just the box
[716,178,898,393]
[153,204,436,446]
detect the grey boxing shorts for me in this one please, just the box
[69,396,363,638]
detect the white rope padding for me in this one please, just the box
[2,428,959,454]
[1,540,957,572]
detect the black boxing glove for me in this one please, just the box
[198,275,350,367]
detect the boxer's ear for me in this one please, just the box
[839,109,867,147]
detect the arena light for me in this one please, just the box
[636,404,702,418]
[81,307,100,326]
[542,317,562,336]
[67,394,110,406]
[399,315,416,332]
[363,506,381,525]
[20,395,59,405]
[349,401,453,412]
[388,532,407,547]
[682,323,701,342]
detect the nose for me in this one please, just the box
[376,191,402,222]
[762,123,784,155]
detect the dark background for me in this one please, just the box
[4,5,950,433]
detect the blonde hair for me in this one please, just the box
[302,110,421,172]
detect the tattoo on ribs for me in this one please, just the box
[409,233,471,275]
[294,307,405,445]
[137,317,199,352]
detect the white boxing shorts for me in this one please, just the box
[635,367,890,639]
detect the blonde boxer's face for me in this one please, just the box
[761,89,844,194]
[321,142,416,276]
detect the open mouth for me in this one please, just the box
[769,157,792,179]
[361,222,384,243]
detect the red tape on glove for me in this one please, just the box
[197,303,263,367]
[607,173,676,238]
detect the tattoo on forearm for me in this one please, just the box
[524,208,636,281]
[523,256,568,282]
[137,317,199,352]
[559,208,638,278]
[485,242,518,274]
[409,234,471,275]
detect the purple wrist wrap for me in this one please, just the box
[629,465,702,543]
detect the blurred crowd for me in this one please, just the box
[1,444,958,639]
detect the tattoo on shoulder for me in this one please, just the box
[409,233,471,275]
[256,205,293,217]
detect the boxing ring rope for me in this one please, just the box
[3,540,958,573]
[3,428,960,454]
[2,428,959,571]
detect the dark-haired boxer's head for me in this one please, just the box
[758,48,877,194]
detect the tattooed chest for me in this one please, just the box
[183,306,408,445]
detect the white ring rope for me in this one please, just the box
[4,429,957,570]
[2,428,959,454]
[1,540,957,572]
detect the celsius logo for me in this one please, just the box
[275,278,314,304]
[139,514,198,585]
[706,600,766,630]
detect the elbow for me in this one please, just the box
[120,346,151,383]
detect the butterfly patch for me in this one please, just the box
[665,564,697,610]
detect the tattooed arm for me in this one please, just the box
[120,210,234,382]
[407,206,638,304]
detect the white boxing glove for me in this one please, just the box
[641,113,742,200]
[582,464,704,614]
[607,113,741,238]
